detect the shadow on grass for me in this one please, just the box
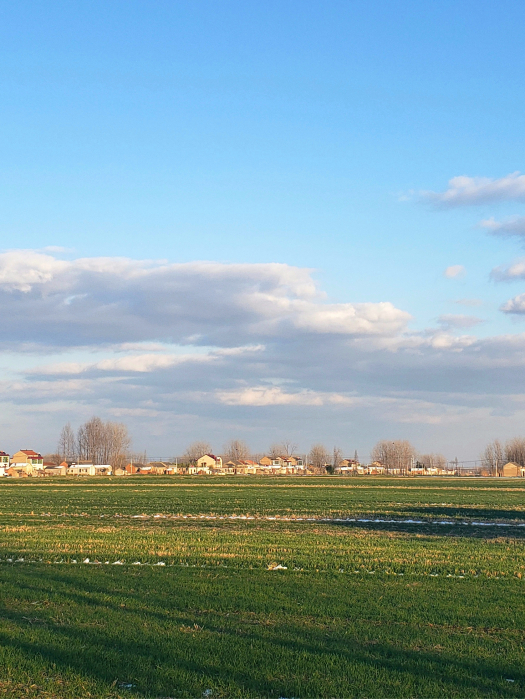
[395,505,525,521]
[0,566,522,698]
[323,502,525,538]
[330,518,525,538]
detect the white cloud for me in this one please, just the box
[422,172,525,207]
[286,300,410,335]
[479,216,525,238]
[444,265,465,279]
[491,258,525,282]
[107,407,161,418]
[501,294,525,315]
[113,342,176,352]
[30,353,206,375]
[424,332,476,350]
[437,314,484,329]
[28,345,265,376]
[0,250,69,292]
[0,250,410,349]
[216,386,357,407]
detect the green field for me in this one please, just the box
[0,477,524,698]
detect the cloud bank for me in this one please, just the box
[2,250,525,458]
[0,250,410,349]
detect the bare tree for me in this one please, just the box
[395,441,417,474]
[332,446,343,469]
[269,443,283,458]
[280,440,297,457]
[309,443,329,471]
[77,416,104,462]
[76,416,131,467]
[105,422,131,468]
[418,453,447,472]
[269,440,297,458]
[183,441,212,464]
[505,437,525,467]
[42,453,62,465]
[482,439,504,475]
[371,441,390,471]
[371,440,417,474]
[223,439,250,463]
[57,422,76,462]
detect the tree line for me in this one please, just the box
[54,419,525,471]
[183,440,349,469]
[183,438,447,472]
[482,438,525,473]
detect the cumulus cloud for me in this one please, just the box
[491,259,525,282]
[444,265,466,279]
[479,216,525,239]
[0,251,69,292]
[422,172,525,207]
[501,295,525,315]
[285,301,409,335]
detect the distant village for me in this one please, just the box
[1,448,524,478]
[0,449,397,478]
[1,417,523,479]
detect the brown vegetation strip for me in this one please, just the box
[2,481,525,492]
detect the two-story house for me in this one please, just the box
[260,455,304,470]
[196,454,223,472]
[11,449,44,475]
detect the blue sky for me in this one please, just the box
[2,1,525,460]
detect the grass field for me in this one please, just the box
[0,476,524,698]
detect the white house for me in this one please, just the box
[67,463,112,476]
